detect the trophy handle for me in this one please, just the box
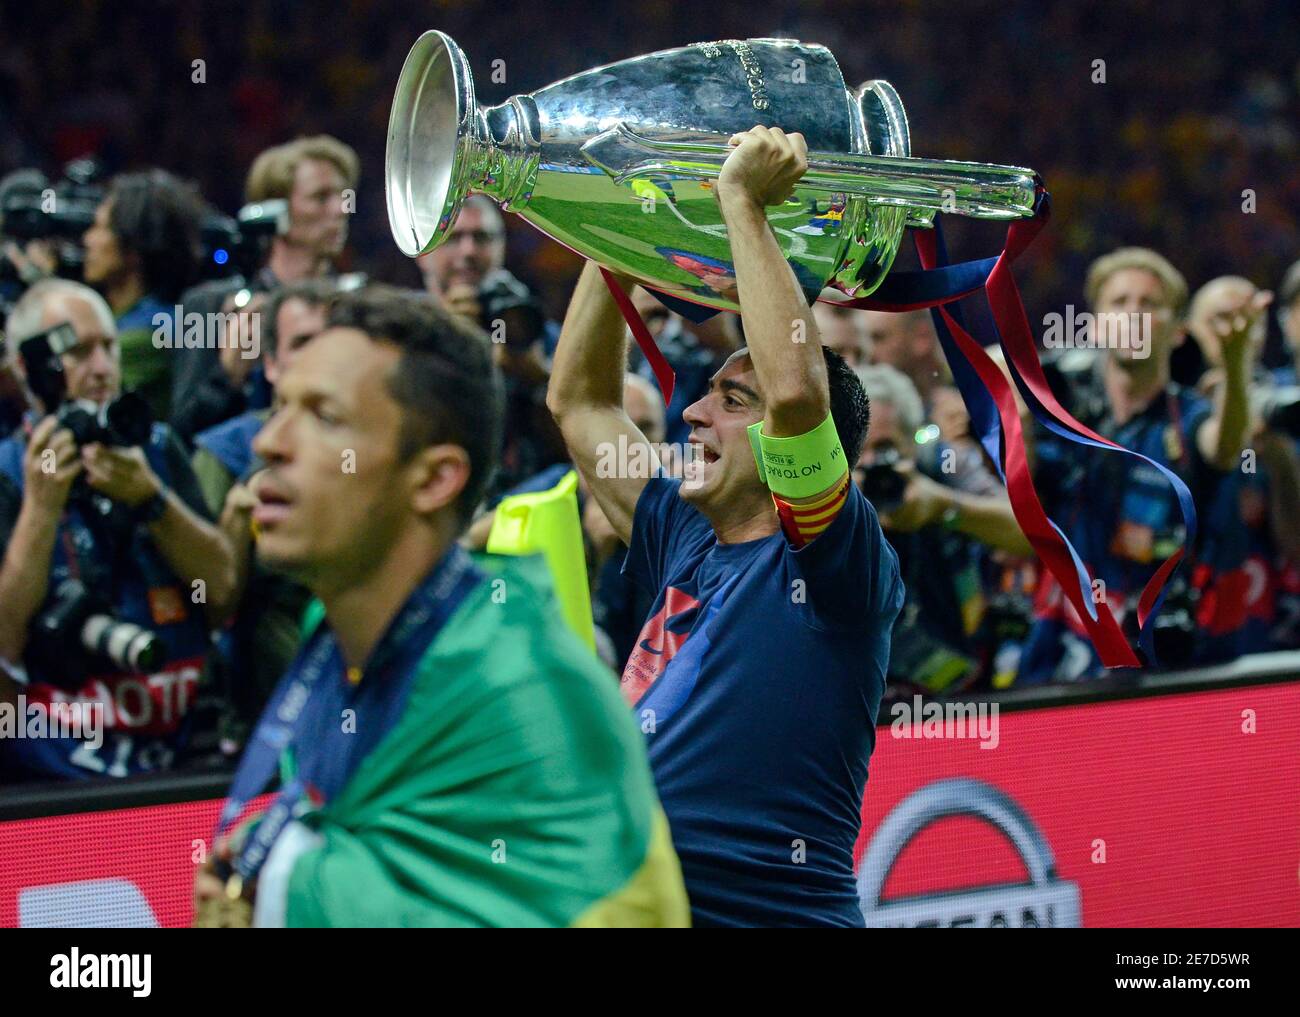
[580,122,1038,222]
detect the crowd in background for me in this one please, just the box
[0,1,1298,784]
[3,1,1298,337]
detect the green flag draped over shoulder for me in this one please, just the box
[273,553,688,927]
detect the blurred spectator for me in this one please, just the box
[1020,248,1256,682]
[82,168,203,420]
[1185,275,1300,657]
[928,382,1007,497]
[855,363,1029,694]
[190,281,333,510]
[625,285,724,447]
[170,135,358,442]
[813,298,872,368]
[1187,276,1273,386]
[1275,258,1300,385]
[193,280,333,742]
[860,307,948,406]
[0,279,235,780]
[0,169,59,309]
[416,194,505,316]
[421,194,566,497]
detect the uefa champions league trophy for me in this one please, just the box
[386,32,1040,312]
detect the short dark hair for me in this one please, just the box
[106,169,203,302]
[325,286,504,527]
[263,279,338,362]
[822,345,871,465]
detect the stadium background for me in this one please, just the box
[3,0,1298,363]
[1,0,1298,926]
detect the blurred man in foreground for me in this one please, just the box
[195,286,686,927]
[193,281,334,731]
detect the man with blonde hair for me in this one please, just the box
[171,135,360,442]
[243,135,359,284]
[1021,247,1257,681]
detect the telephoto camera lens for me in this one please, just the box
[80,614,164,673]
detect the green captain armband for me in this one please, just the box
[747,412,848,499]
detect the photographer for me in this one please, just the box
[0,162,102,301]
[170,136,359,443]
[1020,249,1254,683]
[1183,275,1300,656]
[0,280,235,781]
[83,169,203,421]
[419,194,566,496]
[855,364,1030,694]
[858,306,948,407]
[191,281,331,734]
[1277,259,1300,387]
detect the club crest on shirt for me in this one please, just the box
[621,586,700,705]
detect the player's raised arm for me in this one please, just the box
[546,260,659,545]
[715,126,851,536]
[716,126,828,441]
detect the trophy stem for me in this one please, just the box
[581,123,1038,221]
[472,97,543,210]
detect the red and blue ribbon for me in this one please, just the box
[602,189,1196,668]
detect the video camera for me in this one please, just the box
[198,199,289,281]
[477,268,545,346]
[0,159,105,283]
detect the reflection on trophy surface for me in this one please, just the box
[386,32,1040,313]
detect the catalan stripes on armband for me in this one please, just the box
[772,472,851,548]
[747,413,851,547]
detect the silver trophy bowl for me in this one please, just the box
[387,32,1039,312]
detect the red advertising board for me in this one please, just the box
[1,681,1297,927]
[855,682,1300,926]
[0,795,270,928]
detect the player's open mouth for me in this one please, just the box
[252,478,295,527]
[689,436,720,465]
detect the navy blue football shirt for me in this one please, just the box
[622,477,903,926]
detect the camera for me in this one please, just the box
[18,323,154,449]
[856,444,908,512]
[56,392,154,449]
[478,269,544,345]
[1255,384,1300,439]
[25,579,163,692]
[0,160,105,284]
[199,198,289,281]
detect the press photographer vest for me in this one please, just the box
[0,421,210,777]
